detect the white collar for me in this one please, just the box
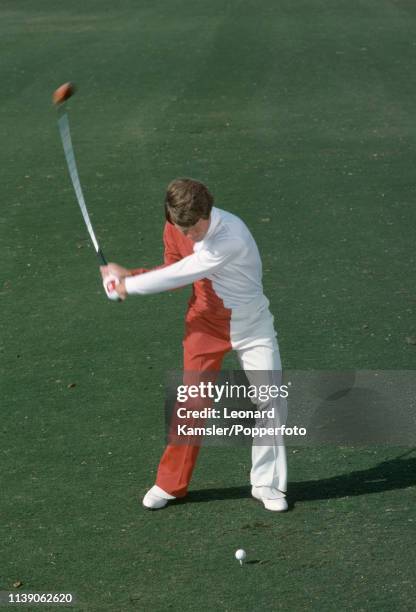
[201,207,221,242]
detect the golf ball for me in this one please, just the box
[235,549,246,563]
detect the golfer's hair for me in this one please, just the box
[165,178,213,227]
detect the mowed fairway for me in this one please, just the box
[1,1,416,610]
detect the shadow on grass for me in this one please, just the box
[180,452,416,506]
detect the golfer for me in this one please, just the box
[100,178,288,511]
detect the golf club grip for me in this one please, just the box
[97,249,108,266]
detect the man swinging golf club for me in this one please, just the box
[101,178,288,512]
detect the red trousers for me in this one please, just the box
[156,308,231,497]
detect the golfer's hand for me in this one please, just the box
[102,275,128,301]
[100,263,130,280]
[115,279,127,300]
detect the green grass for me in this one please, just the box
[1,1,415,610]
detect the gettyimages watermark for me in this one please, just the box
[164,370,416,447]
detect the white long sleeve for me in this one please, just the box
[125,238,241,295]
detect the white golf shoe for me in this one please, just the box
[251,486,288,512]
[142,485,176,510]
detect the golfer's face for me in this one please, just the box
[175,217,210,242]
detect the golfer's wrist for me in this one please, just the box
[116,279,128,298]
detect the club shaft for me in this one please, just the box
[58,111,107,265]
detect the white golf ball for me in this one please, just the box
[235,549,246,564]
